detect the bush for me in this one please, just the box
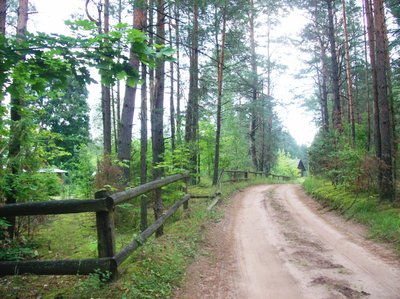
[272,149,299,178]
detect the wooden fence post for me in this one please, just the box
[183,177,189,210]
[94,190,117,279]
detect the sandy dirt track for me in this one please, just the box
[174,184,400,299]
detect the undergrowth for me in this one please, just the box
[0,176,278,299]
[303,177,400,254]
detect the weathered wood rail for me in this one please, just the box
[0,173,189,277]
[223,170,291,182]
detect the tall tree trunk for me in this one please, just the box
[185,0,199,184]
[319,36,330,132]
[6,0,28,239]
[112,88,118,153]
[114,0,123,154]
[249,0,258,170]
[0,0,6,129]
[140,4,148,232]
[175,2,182,145]
[168,0,175,153]
[362,0,371,151]
[342,0,356,144]
[102,0,112,156]
[152,0,166,237]
[117,0,146,181]
[326,0,342,131]
[148,0,155,123]
[140,61,148,231]
[0,0,6,35]
[373,0,395,200]
[364,0,381,159]
[212,4,227,186]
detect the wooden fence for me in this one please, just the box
[223,170,291,182]
[0,173,189,278]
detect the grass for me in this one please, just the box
[303,176,400,254]
[0,176,282,299]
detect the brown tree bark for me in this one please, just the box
[175,2,182,145]
[319,36,330,132]
[212,4,227,186]
[6,0,28,239]
[117,0,146,181]
[151,0,166,236]
[140,1,148,231]
[326,0,342,131]
[342,0,356,144]
[0,0,6,35]
[364,0,381,159]
[102,0,112,156]
[249,0,259,170]
[168,0,175,153]
[140,62,148,231]
[373,0,395,200]
[140,3,148,232]
[185,0,200,184]
[362,0,372,151]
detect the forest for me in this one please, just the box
[0,0,400,297]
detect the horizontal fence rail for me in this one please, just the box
[0,173,190,278]
[0,198,113,217]
[0,258,114,276]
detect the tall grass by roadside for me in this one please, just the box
[303,177,400,254]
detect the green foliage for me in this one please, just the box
[1,172,61,203]
[272,149,299,177]
[303,177,400,254]
[36,77,90,167]
[308,130,379,193]
[72,270,112,297]
[0,234,39,261]
[67,145,97,198]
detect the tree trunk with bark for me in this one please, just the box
[342,0,355,144]
[185,0,200,184]
[0,0,6,35]
[168,0,175,153]
[364,0,381,159]
[212,4,227,186]
[362,0,371,151]
[326,0,342,131]
[140,61,148,231]
[102,0,112,156]
[249,0,259,170]
[373,0,395,201]
[140,2,148,232]
[175,2,182,146]
[151,0,166,237]
[6,0,28,239]
[319,36,330,132]
[117,0,146,181]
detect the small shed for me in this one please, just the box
[39,168,68,183]
[297,160,306,177]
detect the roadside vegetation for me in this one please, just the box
[303,177,400,255]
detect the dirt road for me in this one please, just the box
[174,184,400,299]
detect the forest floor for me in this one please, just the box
[173,184,400,299]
